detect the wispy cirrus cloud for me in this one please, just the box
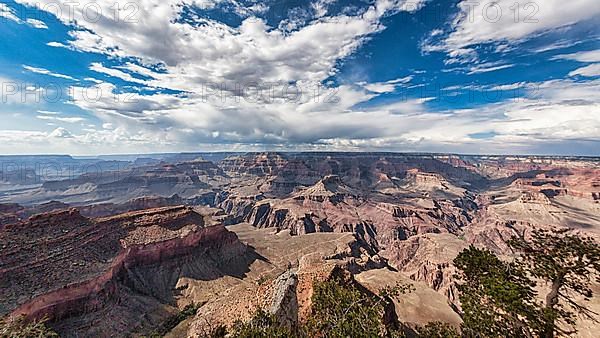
[36,112,86,123]
[554,49,600,77]
[360,76,413,93]
[553,49,600,63]
[25,18,47,29]
[568,64,600,77]
[0,3,20,22]
[23,65,77,81]
[1,4,50,28]
[467,62,514,75]
[89,63,150,85]
[423,0,600,63]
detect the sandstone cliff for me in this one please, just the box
[0,206,249,336]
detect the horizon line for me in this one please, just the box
[0,151,598,159]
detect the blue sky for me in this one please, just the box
[0,0,599,155]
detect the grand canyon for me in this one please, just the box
[3,0,600,336]
[1,152,598,337]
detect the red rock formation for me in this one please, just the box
[2,152,598,335]
[383,233,468,303]
[9,224,241,323]
[0,206,247,335]
[235,174,475,260]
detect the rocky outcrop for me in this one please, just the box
[519,191,552,204]
[219,195,261,224]
[0,206,248,336]
[219,153,289,176]
[464,219,526,255]
[0,204,25,228]
[383,233,468,304]
[355,268,462,329]
[268,269,299,329]
[292,175,357,203]
[246,202,319,235]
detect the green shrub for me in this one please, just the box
[228,272,412,338]
[417,322,460,338]
[303,275,388,337]
[0,316,59,338]
[230,309,295,338]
